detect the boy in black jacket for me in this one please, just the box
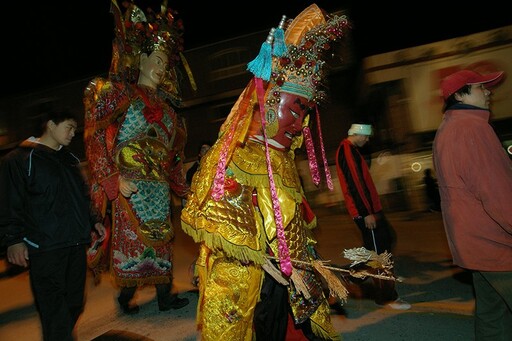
[0,110,105,341]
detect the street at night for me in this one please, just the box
[1,208,475,340]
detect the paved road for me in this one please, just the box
[0,209,475,340]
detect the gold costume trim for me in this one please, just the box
[181,173,267,264]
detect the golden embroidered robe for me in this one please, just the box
[181,140,339,340]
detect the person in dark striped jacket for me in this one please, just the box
[335,122,411,310]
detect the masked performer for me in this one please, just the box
[182,5,351,340]
[83,0,194,313]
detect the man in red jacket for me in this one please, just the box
[335,122,410,310]
[433,68,512,340]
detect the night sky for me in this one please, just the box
[2,1,511,99]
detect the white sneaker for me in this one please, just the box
[385,298,411,310]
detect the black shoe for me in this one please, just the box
[158,295,189,311]
[117,296,140,315]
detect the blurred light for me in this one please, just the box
[411,162,422,173]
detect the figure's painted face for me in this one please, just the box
[270,92,314,150]
[139,50,169,87]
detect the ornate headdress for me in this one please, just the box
[109,0,195,105]
[242,4,350,191]
[249,6,349,104]
[247,6,350,185]
[197,4,351,275]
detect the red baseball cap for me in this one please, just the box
[441,69,504,100]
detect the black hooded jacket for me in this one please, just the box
[0,139,96,254]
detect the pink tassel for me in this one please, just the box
[211,110,238,201]
[316,105,333,190]
[254,77,292,276]
[303,127,320,186]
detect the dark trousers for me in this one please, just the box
[29,245,87,341]
[254,269,320,340]
[473,271,512,340]
[354,213,398,305]
[118,282,172,306]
